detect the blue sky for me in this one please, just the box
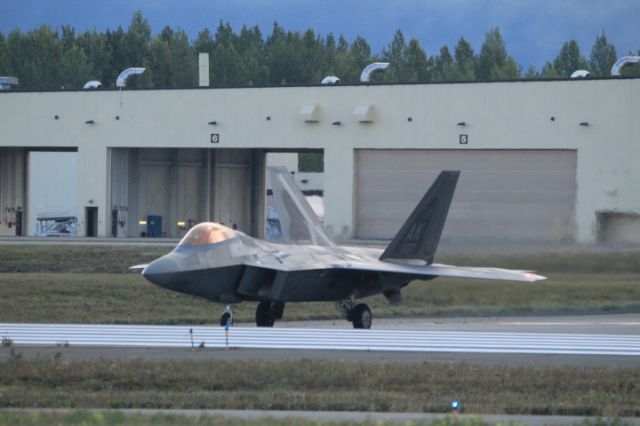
[2,0,639,70]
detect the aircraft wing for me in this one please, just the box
[329,260,545,282]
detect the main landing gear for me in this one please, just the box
[255,301,285,327]
[337,297,372,329]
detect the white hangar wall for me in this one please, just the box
[0,78,638,242]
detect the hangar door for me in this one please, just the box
[356,150,576,242]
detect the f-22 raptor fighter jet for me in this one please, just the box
[136,168,545,329]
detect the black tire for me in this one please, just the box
[256,301,275,327]
[271,302,285,320]
[220,312,232,327]
[352,303,372,329]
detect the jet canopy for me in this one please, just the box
[178,222,236,246]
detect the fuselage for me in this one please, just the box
[142,222,413,304]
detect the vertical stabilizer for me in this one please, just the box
[380,171,459,264]
[267,166,335,246]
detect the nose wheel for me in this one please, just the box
[220,305,234,327]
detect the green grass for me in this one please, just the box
[0,246,638,323]
[0,246,168,274]
[0,245,639,274]
[0,273,639,324]
[1,358,639,417]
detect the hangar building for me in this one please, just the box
[0,77,639,244]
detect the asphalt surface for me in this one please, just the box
[2,314,639,366]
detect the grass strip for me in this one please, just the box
[0,273,639,324]
[0,272,638,323]
[0,358,639,417]
[0,246,639,274]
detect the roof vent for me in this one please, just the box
[0,76,19,90]
[353,105,374,123]
[299,104,320,122]
[360,62,390,82]
[83,80,102,89]
[570,70,590,79]
[611,56,640,76]
[321,76,340,85]
[116,67,146,88]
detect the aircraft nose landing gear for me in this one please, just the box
[336,297,372,329]
[220,305,234,327]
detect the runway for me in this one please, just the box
[2,320,640,357]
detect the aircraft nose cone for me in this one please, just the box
[142,255,179,288]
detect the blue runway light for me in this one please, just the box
[451,400,460,410]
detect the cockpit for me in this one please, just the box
[178,222,236,246]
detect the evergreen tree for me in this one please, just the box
[59,45,92,88]
[105,27,127,87]
[301,28,323,83]
[590,32,617,76]
[237,26,268,84]
[332,35,357,83]
[433,45,455,81]
[13,25,63,89]
[476,27,519,80]
[149,36,172,87]
[265,23,303,84]
[404,38,429,82]
[553,40,587,77]
[453,37,476,80]
[381,29,407,81]
[540,62,559,78]
[0,33,11,75]
[121,11,152,87]
[524,65,538,79]
[76,30,111,86]
[170,29,195,87]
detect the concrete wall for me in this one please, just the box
[0,78,638,242]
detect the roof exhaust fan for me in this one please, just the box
[116,67,146,88]
[360,62,390,83]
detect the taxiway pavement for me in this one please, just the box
[1,314,639,366]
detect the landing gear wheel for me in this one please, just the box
[256,301,275,327]
[220,312,232,327]
[351,303,372,329]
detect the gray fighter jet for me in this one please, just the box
[134,168,545,329]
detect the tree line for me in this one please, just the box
[0,11,637,90]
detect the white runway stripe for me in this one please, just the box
[1,323,640,356]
